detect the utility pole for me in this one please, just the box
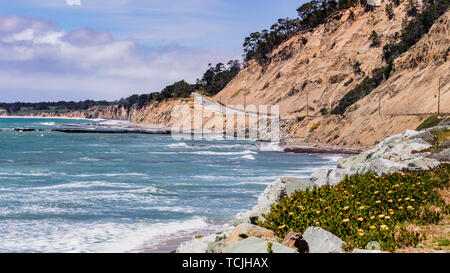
[306,91,309,117]
[378,92,381,115]
[244,94,247,109]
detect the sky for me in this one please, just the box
[0,0,304,102]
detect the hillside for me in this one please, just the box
[214,3,449,147]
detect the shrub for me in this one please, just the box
[369,31,381,47]
[344,78,354,86]
[416,115,441,131]
[320,107,329,115]
[309,122,320,132]
[258,165,450,251]
[385,3,395,20]
[330,66,387,115]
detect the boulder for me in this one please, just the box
[357,158,407,176]
[223,237,298,253]
[255,177,315,211]
[224,223,277,247]
[431,148,450,162]
[310,168,350,187]
[406,157,441,170]
[176,234,217,253]
[310,168,332,187]
[337,153,367,169]
[281,232,309,253]
[302,227,345,253]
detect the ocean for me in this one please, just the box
[0,117,340,253]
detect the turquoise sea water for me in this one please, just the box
[0,118,339,253]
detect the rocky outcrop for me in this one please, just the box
[230,177,315,225]
[302,227,345,253]
[224,224,277,247]
[176,234,217,253]
[310,128,443,187]
[222,237,298,253]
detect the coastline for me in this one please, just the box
[173,125,449,253]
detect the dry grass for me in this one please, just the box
[395,188,450,253]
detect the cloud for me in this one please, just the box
[0,14,233,102]
[66,0,81,6]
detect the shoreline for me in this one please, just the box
[1,115,366,155]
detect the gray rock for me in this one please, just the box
[404,129,420,139]
[255,177,315,211]
[302,227,345,253]
[358,158,407,176]
[176,234,217,253]
[327,168,350,186]
[310,168,332,187]
[337,153,366,169]
[406,157,440,170]
[206,239,226,253]
[222,237,298,253]
[431,148,450,162]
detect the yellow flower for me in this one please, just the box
[388,190,393,194]
[370,226,376,230]
[288,212,294,216]
[398,206,404,210]
[380,225,388,230]
[357,217,364,222]
[278,225,286,229]
[405,197,410,201]
[410,199,415,202]
[343,219,350,223]
[374,191,379,194]
[407,206,414,210]
[375,200,381,204]
[370,216,375,220]
[390,211,395,215]
[385,216,391,220]
[316,210,321,214]
[343,206,349,211]
[388,199,393,203]
[398,198,403,202]
[357,229,364,233]
[359,206,365,210]
[378,214,385,219]
[358,232,365,237]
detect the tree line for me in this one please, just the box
[243,0,364,64]
[0,60,241,114]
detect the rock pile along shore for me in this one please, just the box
[176,125,449,253]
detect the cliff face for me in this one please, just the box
[214,4,450,147]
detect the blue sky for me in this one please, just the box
[0,0,304,102]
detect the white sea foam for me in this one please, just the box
[167,142,190,148]
[186,150,257,156]
[38,122,56,126]
[258,142,284,152]
[315,154,345,162]
[241,154,255,160]
[0,217,211,253]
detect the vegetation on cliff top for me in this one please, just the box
[331,0,450,115]
[243,0,364,64]
[257,165,449,251]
